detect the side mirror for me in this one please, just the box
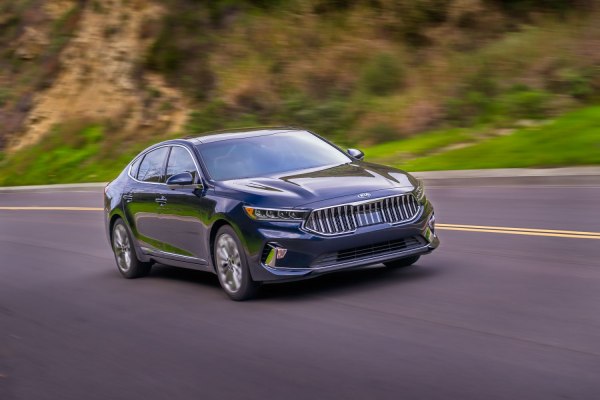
[347,148,364,160]
[166,172,196,189]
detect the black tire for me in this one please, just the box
[213,225,259,301]
[384,255,420,268]
[112,219,152,279]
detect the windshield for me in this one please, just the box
[197,131,352,181]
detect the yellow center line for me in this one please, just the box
[437,226,600,240]
[0,207,598,239]
[437,223,599,236]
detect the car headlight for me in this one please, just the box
[414,179,426,202]
[243,206,309,221]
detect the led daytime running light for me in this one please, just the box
[244,206,308,221]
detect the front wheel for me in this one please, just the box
[112,219,151,278]
[214,226,259,301]
[384,255,420,268]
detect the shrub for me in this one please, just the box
[312,0,358,14]
[359,53,404,96]
[495,0,579,14]
[365,123,398,144]
[184,101,265,135]
[0,88,11,107]
[499,87,551,119]
[144,6,215,99]
[279,93,355,140]
[145,31,183,74]
[372,0,449,45]
[445,91,495,125]
[184,101,230,134]
[550,68,595,100]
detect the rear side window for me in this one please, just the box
[137,147,169,183]
[166,146,198,181]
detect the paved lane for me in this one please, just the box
[1,182,599,400]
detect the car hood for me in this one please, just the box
[215,162,418,208]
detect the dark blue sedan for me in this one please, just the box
[104,128,439,300]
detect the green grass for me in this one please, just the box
[0,124,149,186]
[367,106,600,171]
[364,128,477,162]
[0,106,599,186]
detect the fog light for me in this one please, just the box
[275,247,287,259]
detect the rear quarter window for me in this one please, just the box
[137,147,169,183]
[130,156,142,178]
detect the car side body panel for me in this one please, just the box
[104,130,439,285]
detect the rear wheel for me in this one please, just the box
[384,255,420,268]
[214,225,259,301]
[112,219,151,278]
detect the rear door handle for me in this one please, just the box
[155,195,167,206]
[123,193,133,203]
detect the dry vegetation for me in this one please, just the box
[0,0,598,184]
[148,0,599,145]
[0,0,188,153]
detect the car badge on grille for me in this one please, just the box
[358,192,371,199]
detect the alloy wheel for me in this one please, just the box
[113,224,132,273]
[215,233,243,293]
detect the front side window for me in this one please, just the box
[166,146,198,181]
[137,147,169,183]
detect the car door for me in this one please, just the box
[158,145,213,265]
[123,146,170,254]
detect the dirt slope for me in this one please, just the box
[8,0,188,151]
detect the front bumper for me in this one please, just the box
[245,201,439,282]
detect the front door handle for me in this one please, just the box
[155,195,167,206]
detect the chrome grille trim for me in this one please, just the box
[303,193,421,236]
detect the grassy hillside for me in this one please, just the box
[366,105,600,171]
[145,0,600,144]
[0,0,599,185]
[1,105,598,186]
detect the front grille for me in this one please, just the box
[311,236,425,268]
[303,193,420,236]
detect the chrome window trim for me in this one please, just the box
[128,144,203,186]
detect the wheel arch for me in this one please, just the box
[108,212,150,263]
[108,214,122,241]
[209,219,231,272]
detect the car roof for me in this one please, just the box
[184,127,306,144]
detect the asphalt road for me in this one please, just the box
[1,180,599,400]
